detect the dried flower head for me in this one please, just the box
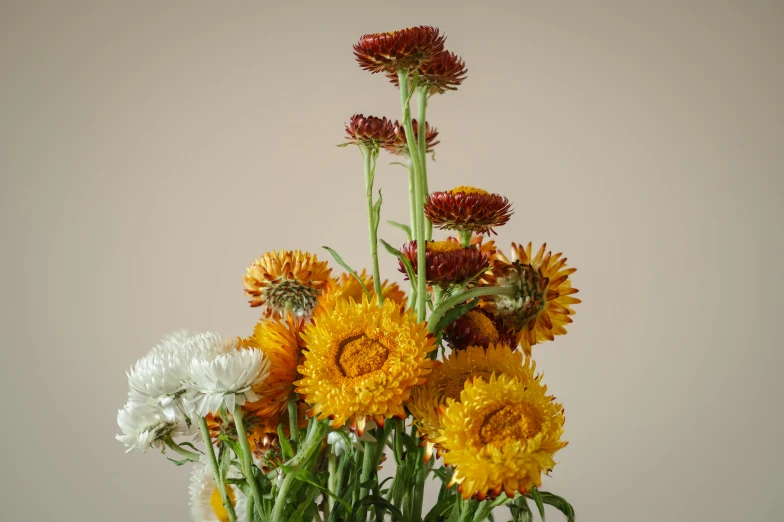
[387,50,467,94]
[345,114,396,148]
[441,373,567,500]
[399,239,489,288]
[354,26,446,74]
[385,119,440,156]
[425,186,513,236]
[408,344,533,460]
[296,296,434,435]
[243,250,333,318]
[482,243,580,354]
[443,308,519,351]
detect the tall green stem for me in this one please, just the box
[198,417,238,522]
[233,405,264,516]
[407,161,419,243]
[361,145,384,305]
[326,452,337,513]
[398,69,427,322]
[357,439,376,522]
[417,86,432,241]
[287,397,299,444]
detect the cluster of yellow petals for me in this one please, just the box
[441,373,567,500]
[296,296,434,435]
[409,344,533,459]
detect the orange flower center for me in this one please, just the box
[337,334,388,378]
[427,240,464,254]
[210,485,235,522]
[449,186,489,196]
[464,311,500,344]
[474,402,541,446]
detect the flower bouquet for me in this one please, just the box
[117,26,580,522]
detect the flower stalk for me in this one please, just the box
[233,405,264,517]
[398,69,428,322]
[361,144,384,305]
[198,417,238,522]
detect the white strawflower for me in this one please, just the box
[327,424,377,456]
[116,401,192,453]
[185,346,270,417]
[128,331,223,420]
[189,459,247,522]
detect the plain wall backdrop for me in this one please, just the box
[1,1,783,521]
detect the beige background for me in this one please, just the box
[2,1,783,521]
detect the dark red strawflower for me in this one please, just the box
[399,239,489,288]
[425,186,513,236]
[353,26,446,74]
[385,119,440,155]
[387,50,467,94]
[345,114,396,148]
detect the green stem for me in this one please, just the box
[357,439,376,522]
[407,161,419,244]
[411,454,428,522]
[198,418,238,522]
[288,397,299,444]
[428,286,517,334]
[246,494,255,522]
[361,145,384,305]
[326,452,337,513]
[233,405,264,516]
[417,86,432,241]
[271,421,329,522]
[398,69,427,322]
[164,434,201,462]
[458,229,473,247]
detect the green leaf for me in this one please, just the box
[528,487,546,521]
[388,220,412,241]
[380,238,417,288]
[278,424,295,461]
[432,299,478,336]
[360,477,378,490]
[373,189,383,225]
[217,434,242,463]
[424,495,454,522]
[218,445,233,481]
[537,491,575,522]
[178,441,203,454]
[294,468,353,514]
[353,494,406,522]
[322,246,371,299]
[508,496,533,522]
[166,457,191,466]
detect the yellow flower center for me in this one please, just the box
[337,334,388,378]
[427,240,464,254]
[210,485,235,522]
[464,311,500,344]
[443,370,494,402]
[449,186,489,196]
[475,402,542,446]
